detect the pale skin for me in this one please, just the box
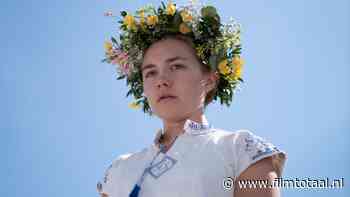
[141,38,280,197]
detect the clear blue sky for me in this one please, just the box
[1,0,349,196]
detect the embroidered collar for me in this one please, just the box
[153,119,213,146]
[183,119,213,135]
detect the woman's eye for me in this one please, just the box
[171,64,184,70]
[145,71,156,78]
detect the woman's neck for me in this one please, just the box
[160,109,207,146]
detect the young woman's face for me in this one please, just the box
[141,38,212,121]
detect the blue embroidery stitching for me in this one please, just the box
[188,122,210,130]
[148,155,177,179]
[244,134,279,161]
[103,163,113,183]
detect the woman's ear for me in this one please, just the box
[204,71,219,92]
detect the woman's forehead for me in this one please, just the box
[142,39,197,63]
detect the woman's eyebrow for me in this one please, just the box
[165,56,187,63]
[141,56,187,72]
[141,64,156,72]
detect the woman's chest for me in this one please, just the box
[114,138,234,197]
[133,143,232,197]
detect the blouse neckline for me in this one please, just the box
[152,118,214,148]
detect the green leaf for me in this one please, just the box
[209,55,218,70]
[120,11,127,17]
[233,45,242,54]
[111,36,118,45]
[201,6,217,18]
[217,48,226,60]
[117,75,126,80]
[161,1,166,10]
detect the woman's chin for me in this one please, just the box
[154,107,186,120]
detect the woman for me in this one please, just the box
[98,2,286,197]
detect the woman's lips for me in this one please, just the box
[158,96,177,103]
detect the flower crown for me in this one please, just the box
[103,1,244,114]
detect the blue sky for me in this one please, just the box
[1,0,349,196]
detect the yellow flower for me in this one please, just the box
[229,66,242,80]
[104,41,113,52]
[166,2,176,16]
[180,10,193,22]
[234,65,243,78]
[230,57,244,80]
[179,23,191,34]
[147,15,158,26]
[232,56,244,68]
[128,101,141,109]
[139,9,145,26]
[218,59,231,75]
[196,46,205,58]
[123,14,136,30]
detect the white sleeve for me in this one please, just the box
[233,130,287,179]
[96,154,131,197]
[96,162,115,197]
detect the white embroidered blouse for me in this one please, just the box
[97,119,287,197]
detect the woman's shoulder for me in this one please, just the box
[109,152,135,168]
[210,127,286,154]
[208,127,280,145]
[207,127,258,142]
[208,127,287,177]
[205,128,264,156]
[210,127,251,135]
[97,148,151,196]
[109,147,151,168]
[99,152,135,183]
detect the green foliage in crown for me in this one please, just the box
[103,1,244,115]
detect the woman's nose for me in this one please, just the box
[156,72,172,89]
